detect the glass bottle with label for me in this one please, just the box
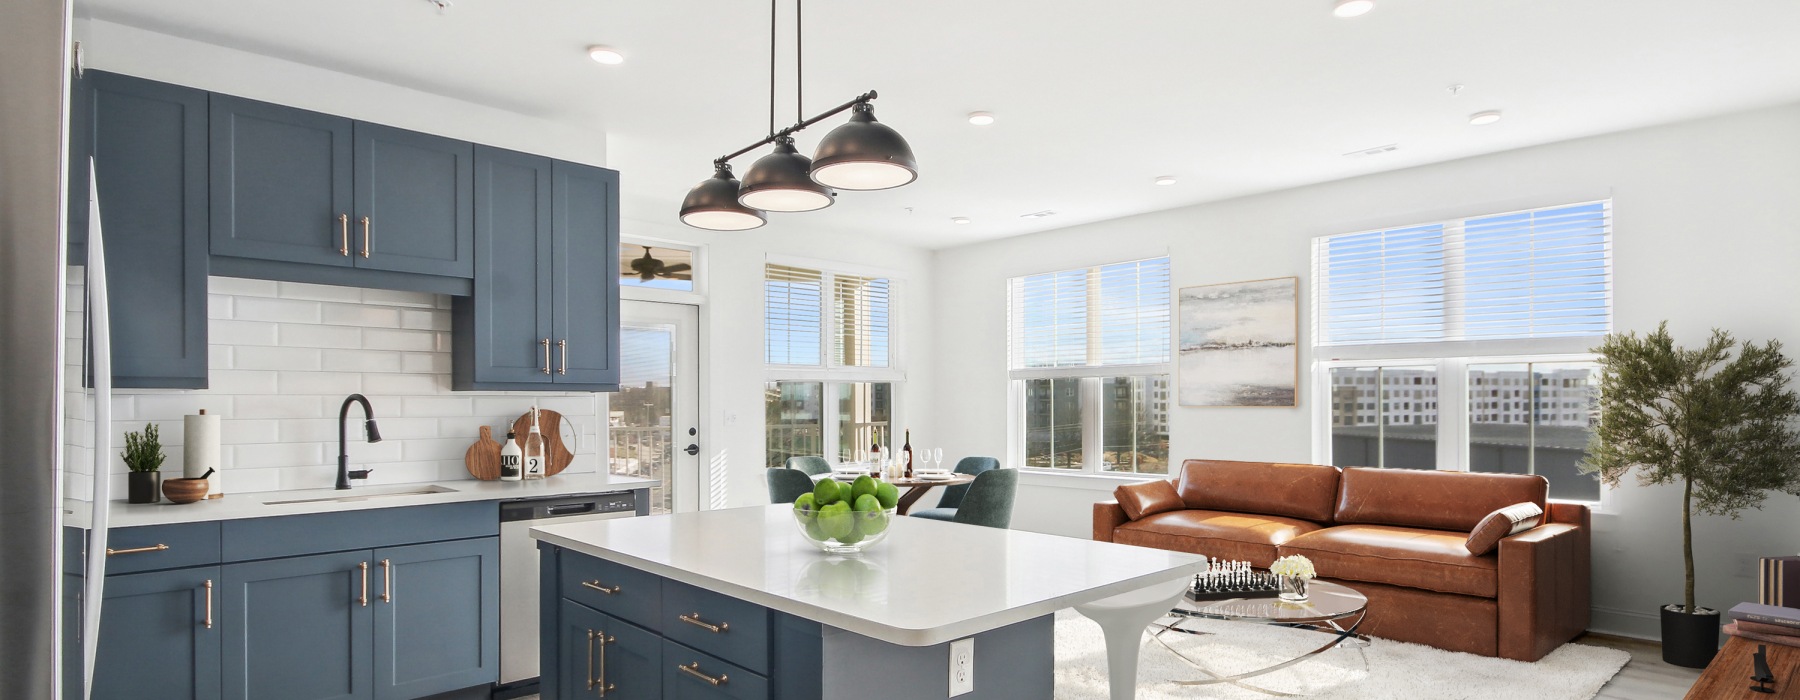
[499,431,522,482]
[522,409,546,480]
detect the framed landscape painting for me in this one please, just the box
[1178,277,1298,407]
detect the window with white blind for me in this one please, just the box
[765,261,901,469]
[1008,257,1172,475]
[1311,201,1612,503]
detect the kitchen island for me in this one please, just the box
[530,504,1206,699]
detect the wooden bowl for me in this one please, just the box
[162,478,209,504]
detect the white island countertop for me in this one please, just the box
[64,474,659,529]
[531,505,1207,647]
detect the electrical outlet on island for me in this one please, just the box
[949,637,974,696]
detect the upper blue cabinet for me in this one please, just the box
[208,96,475,294]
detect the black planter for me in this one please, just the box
[127,470,162,504]
[1661,605,1721,668]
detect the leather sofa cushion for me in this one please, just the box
[1177,460,1341,523]
[1465,502,1545,555]
[1334,467,1547,532]
[1114,510,1324,568]
[1322,577,1499,657]
[1281,525,1499,598]
[1114,480,1183,521]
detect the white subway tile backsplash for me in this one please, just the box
[279,324,362,349]
[210,370,279,394]
[234,296,324,324]
[220,419,282,445]
[210,320,280,346]
[368,417,440,440]
[208,277,279,297]
[401,353,451,374]
[210,346,233,370]
[208,295,234,319]
[235,395,326,419]
[322,303,402,327]
[362,373,443,395]
[277,371,364,396]
[234,346,324,371]
[363,328,437,352]
[398,309,448,331]
[362,289,439,308]
[277,282,362,303]
[403,397,475,417]
[402,437,473,462]
[134,394,231,419]
[323,349,404,373]
[234,442,325,469]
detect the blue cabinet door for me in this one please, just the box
[558,600,661,700]
[453,146,554,388]
[70,70,210,389]
[370,538,498,700]
[210,94,355,267]
[352,123,474,278]
[550,161,620,388]
[92,567,222,700]
[221,550,372,700]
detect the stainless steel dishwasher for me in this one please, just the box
[497,491,639,688]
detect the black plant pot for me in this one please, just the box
[127,470,161,504]
[1661,605,1721,669]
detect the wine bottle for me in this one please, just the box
[903,429,914,478]
[499,431,523,482]
[522,408,546,480]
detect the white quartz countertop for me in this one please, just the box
[530,505,1207,647]
[64,474,659,529]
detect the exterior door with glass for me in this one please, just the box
[612,301,701,513]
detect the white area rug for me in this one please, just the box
[1053,611,1629,700]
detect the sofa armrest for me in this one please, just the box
[1496,521,1590,661]
[1093,500,1130,542]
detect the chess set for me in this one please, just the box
[1187,559,1282,601]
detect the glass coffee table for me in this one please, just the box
[1154,579,1371,696]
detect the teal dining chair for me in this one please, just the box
[785,455,832,476]
[913,468,1017,529]
[909,456,998,522]
[766,468,816,504]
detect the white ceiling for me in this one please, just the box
[79,0,1800,249]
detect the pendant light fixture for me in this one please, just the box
[679,164,767,231]
[678,0,916,230]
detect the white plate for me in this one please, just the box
[918,473,956,481]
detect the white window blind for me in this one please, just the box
[1313,201,1611,346]
[765,264,822,365]
[1009,257,1171,373]
[832,274,891,368]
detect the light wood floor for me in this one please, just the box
[1581,633,1702,700]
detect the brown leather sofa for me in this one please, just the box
[1094,459,1590,662]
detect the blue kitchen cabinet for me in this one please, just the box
[68,70,210,389]
[557,600,661,700]
[92,567,222,700]
[372,538,499,700]
[352,123,475,279]
[209,94,356,269]
[452,151,619,391]
[221,550,373,700]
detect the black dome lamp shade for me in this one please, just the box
[738,136,836,212]
[679,163,767,231]
[810,101,917,191]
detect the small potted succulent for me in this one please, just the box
[1270,554,1316,602]
[123,423,167,504]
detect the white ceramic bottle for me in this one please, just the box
[499,431,523,482]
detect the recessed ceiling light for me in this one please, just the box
[1020,210,1057,219]
[1154,175,1178,186]
[951,217,971,225]
[1469,110,1503,126]
[587,45,625,65]
[1333,0,1374,18]
[967,111,995,126]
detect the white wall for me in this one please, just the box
[929,103,1800,639]
[75,19,607,167]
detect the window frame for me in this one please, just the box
[764,255,905,467]
[1006,256,1174,478]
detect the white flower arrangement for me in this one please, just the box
[1270,554,1316,580]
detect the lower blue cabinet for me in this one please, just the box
[221,550,372,700]
[373,538,499,700]
[558,600,660,700]
[662,639,769,700]
[93,567,222,700]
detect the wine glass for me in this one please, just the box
[932,447,945,471]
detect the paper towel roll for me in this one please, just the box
[184,410,222,497]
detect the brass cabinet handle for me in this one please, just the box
[558,339,568,375]
[358,561,369,607]
[203,579,213,630]
[380,559,392,603]
[541,338,552,375]
[677,661,728,686]
[106,544,169,556]
[338,214,350,256]
[581,580,620,595]
[678,612,729,634]
[586,630,617,695]
[359,216,371,258]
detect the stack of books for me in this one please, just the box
[1727,602,1800,648]
[1763,556,1800,607]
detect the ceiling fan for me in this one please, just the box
[628,246,692,281]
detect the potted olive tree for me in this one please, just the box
[1581,323,1800,668]
[123,423,166,504]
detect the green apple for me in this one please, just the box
[813,477,842,506]
[859,508,890,537]
[794,492,817,517]
[819,502,855,539]
[874,481,900,510]
[851,475,878,503]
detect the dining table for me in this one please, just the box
[811,469,977,515]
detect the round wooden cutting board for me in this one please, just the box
[511,409,576,476]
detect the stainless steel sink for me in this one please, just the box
[263,484,457,505]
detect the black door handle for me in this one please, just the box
[684,444,700,456]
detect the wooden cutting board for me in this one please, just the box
[464,425,503,480]
[511,409,576,476]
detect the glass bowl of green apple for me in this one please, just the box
[792,475,900,555]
